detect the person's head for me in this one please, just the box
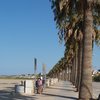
[38,78,40,80]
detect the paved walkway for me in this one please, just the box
[0,80,99,100]
[34,81,78,100]
[38,81,78,100]
[0,81,78,100]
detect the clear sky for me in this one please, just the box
[0,0,99,75]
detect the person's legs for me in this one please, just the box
[40,86,43,94]
[38,86,41,94]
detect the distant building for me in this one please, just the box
[92,69,100,76]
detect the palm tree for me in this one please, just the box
[78,1,93,98]
[50,0,100,99]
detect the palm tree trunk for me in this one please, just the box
[79,1,93,99]
[75,50,78,89]
[65,66,68,81]
[76,40,83,92]
[69,66,72,82]
[72,58,75,85]
[68,65,70,81]
[75,50,79,88]
[57,71,60,81]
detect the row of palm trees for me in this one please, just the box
[48,0,100,99]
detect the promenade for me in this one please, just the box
[0,79,100,100]
[34,81,78,100]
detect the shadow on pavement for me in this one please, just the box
[42,93,77,100]
[0,88,37,100]
[47,87,74,91]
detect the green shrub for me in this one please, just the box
[93,74,100,82]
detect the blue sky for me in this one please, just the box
[93,44,100,70]
[0,0,99,75]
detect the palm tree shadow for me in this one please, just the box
[47,87,74,91]
[42,93,77,100]
[0,88,37,100]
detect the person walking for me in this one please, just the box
[37,78,43,94]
